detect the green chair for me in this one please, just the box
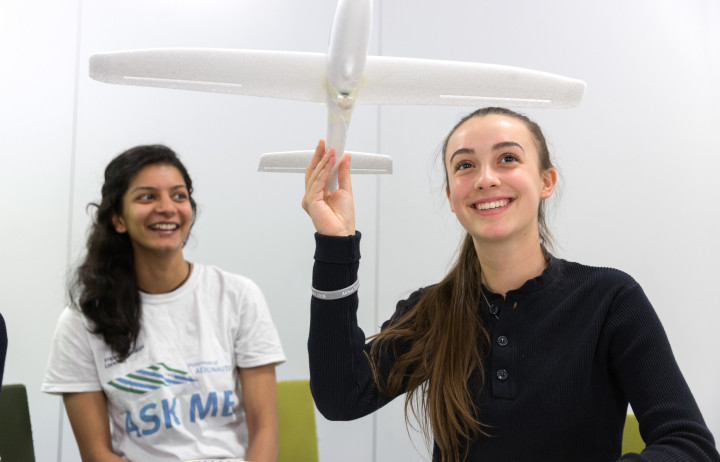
[622,413,645,455]
[0,384,36,462]
[277,379,319,462]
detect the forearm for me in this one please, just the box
[309,232,393,420]
[245,422,278,462]
[240,364,279,462]
[63,392,127,462]
[80,452,126,462]
[610,284,720,462]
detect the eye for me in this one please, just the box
[499,153,519,163]
[173,191,189,201]
[136,193,154,202]
[455,160,473,171]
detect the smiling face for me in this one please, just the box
[112,163,194,261]
[444,114,557,246]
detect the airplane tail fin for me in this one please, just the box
[257,150,393,174]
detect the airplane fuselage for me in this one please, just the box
[324,0,373,190]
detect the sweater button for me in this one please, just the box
[496,369,509,381]
[497,335,509,347]
[488,304,499,316]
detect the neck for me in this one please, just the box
[133,249,191,294]
[473,231,547,297]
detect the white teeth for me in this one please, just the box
[151,223,178,230]
[475,200,509,211]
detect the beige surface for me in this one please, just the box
[184,459,247,462]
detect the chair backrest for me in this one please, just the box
[0,384,36,462]
[276,379,319,462]
[0,312,7,398]
[622,413,645,455]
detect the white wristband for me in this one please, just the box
[312,279,359,300]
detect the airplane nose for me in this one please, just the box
[326,0,372,92]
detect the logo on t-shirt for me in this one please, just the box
[103,344,145,369]
[107,362,197,395]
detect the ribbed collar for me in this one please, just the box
[482,254,562,300]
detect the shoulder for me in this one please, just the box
[535,258,655,326]
[191,264,268,314]
[550,257,640,294]
[550,258,657,327]
[55,305,92,333]
[398,285,434,310]
[0,312,6,352]
[48,307,103,354]
[193,263,263,294]
[381,285,434,329]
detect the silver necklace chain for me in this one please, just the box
[479,285,498,320]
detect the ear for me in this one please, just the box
[112,212,127,233]
[540,168,557,199]
[446,185,455,213]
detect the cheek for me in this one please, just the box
[123,206,151,230]
[447,180,472,212]
[507,170,543,195]
[180,204,195,222]
[450,176,473,196]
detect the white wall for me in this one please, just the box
[1,0,718,461]
[1,1,80,460]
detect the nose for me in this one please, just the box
[154,194,176,215]
[474,165,500,190]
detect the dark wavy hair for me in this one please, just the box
[70,145,197,361]
[369,108,556,462]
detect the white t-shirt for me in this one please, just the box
[42,264,286,462]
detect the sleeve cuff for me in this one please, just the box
[314,231,362,264]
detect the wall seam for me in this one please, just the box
[372,1,384,461]
[59,0,85,459]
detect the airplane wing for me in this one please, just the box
[90,49,585,109]
[359,56,586,108]
[89,49,328,102]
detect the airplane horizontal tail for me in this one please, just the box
[257,150,393,174]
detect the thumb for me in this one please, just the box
[337,153,353,193]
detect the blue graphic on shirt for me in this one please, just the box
[124,389,236,437]
[108,362,197,395]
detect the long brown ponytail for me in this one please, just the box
[369,233,490,462]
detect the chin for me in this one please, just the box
[133,242,184,256]
[470,228,517,243]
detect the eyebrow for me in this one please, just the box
[448,148,474,162]
[492,141,525,152]
[129,185,187,194]
[448,141,525,162]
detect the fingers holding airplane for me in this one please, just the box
[304,140,334,201]
[303,140,355,237]
[305,140,327,187]
[337,151,353,196]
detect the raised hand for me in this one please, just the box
[302,140,355,236]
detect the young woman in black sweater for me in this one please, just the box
[302,107,719,462]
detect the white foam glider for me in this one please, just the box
[89,0,585,190]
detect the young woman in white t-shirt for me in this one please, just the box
[43,145,284,462]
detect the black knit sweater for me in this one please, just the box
[308,232,719,462]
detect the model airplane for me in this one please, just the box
[89,0,585,190]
